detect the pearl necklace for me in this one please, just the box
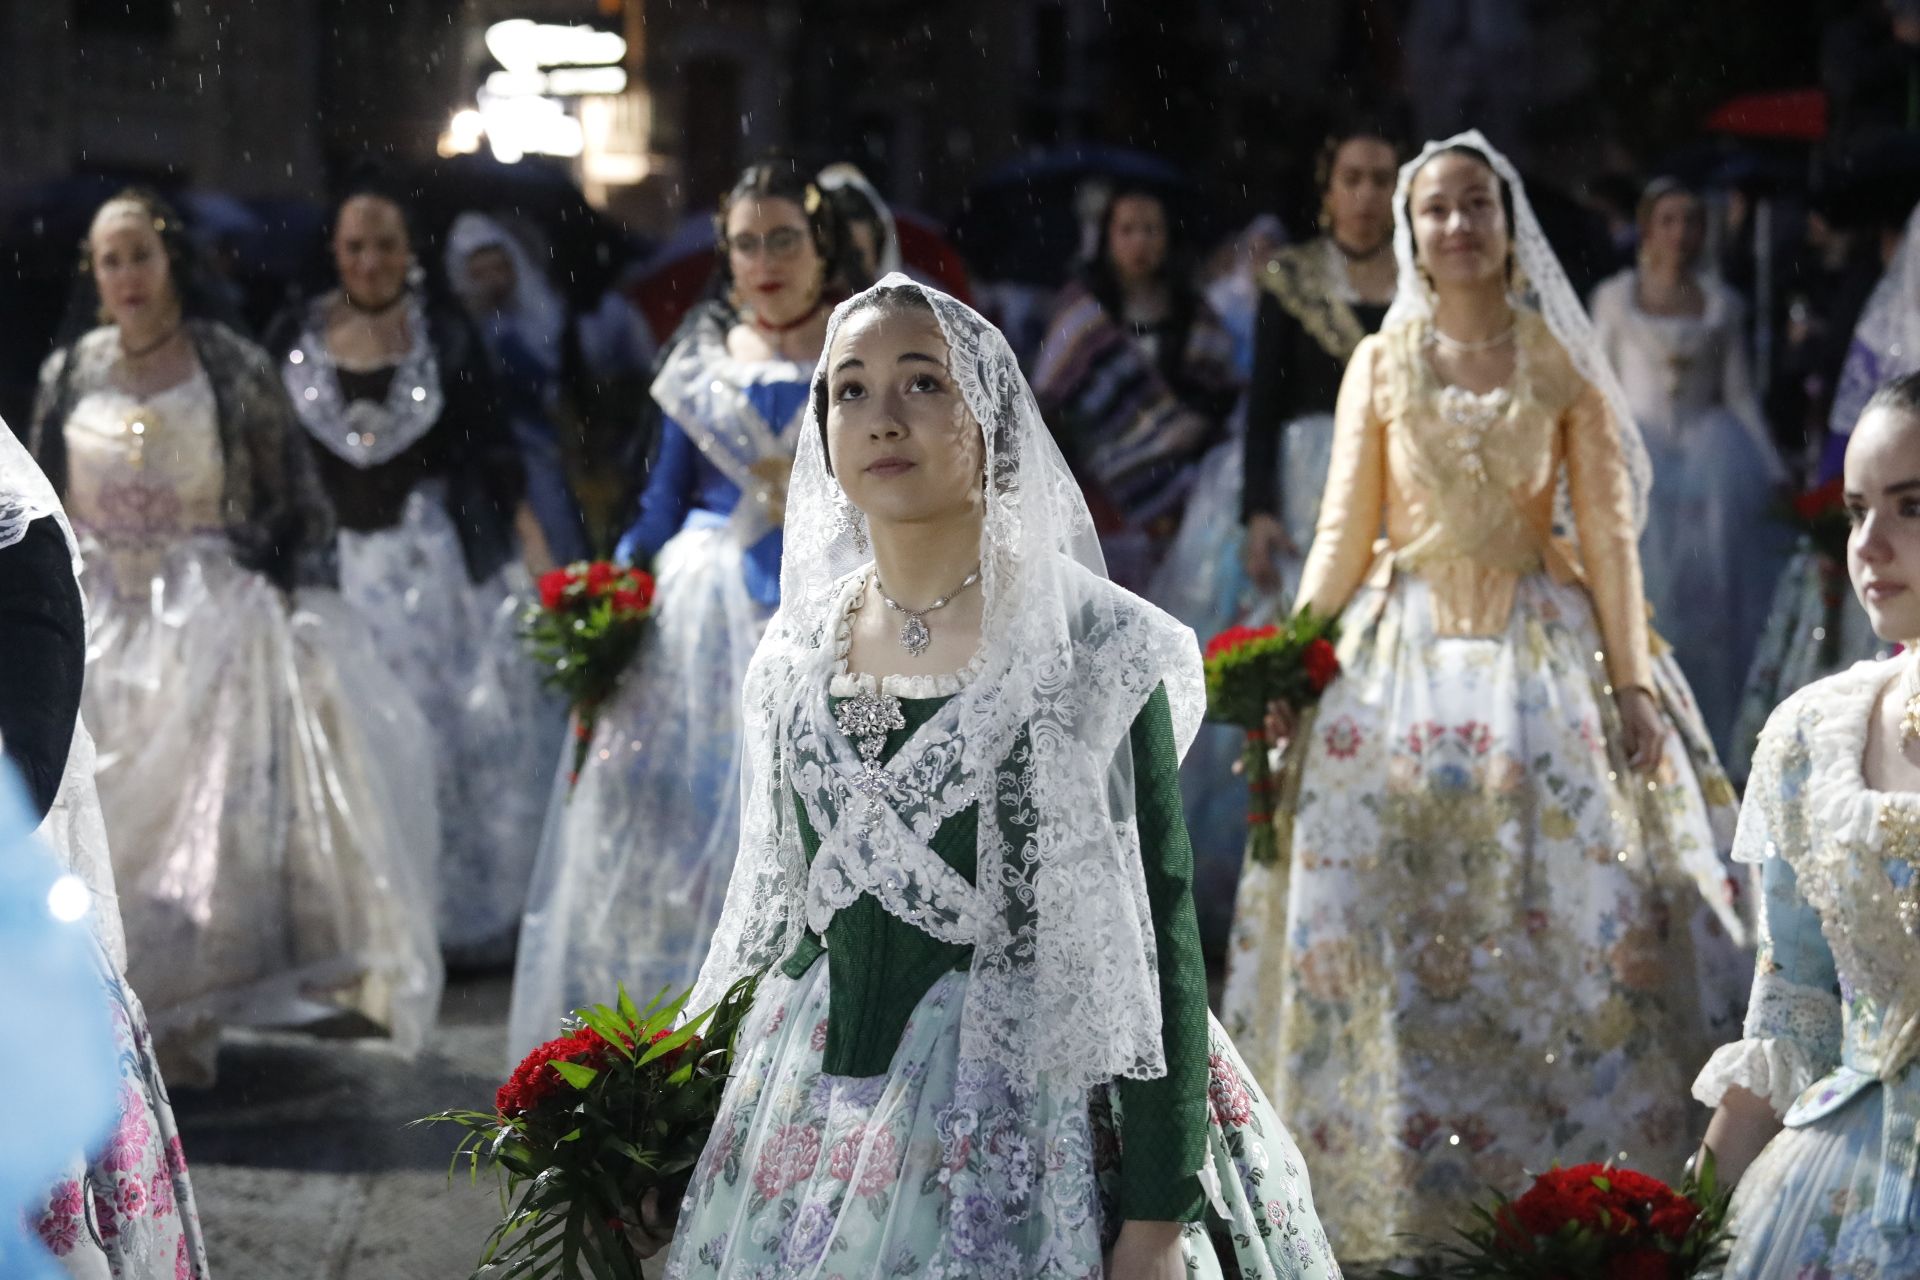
[1427,322,1516,355]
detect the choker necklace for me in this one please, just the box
[875,565,981,657]
[120,322,182,361]
[749,297,825,335]
[343,289,407,318]
[1428,321,1516,355]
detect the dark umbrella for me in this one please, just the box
[950,144,1201,286]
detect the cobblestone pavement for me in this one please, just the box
[171,973,520,1280]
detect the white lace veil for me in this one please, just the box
[818,163,904,280]
[0,420,124,969]
[1385,129,1652,532]
[1830,199,1920,445]
[690,274,1205,1094]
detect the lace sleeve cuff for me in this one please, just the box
[1690,1037,1820,1116]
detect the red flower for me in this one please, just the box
[1649,1199,1701,1241]
[1302,637,1340,692]
[585,561,617,596]
[1792,477,1844,522]
[538,568,573,611]
[496,1027,622,1116]
[610,587,650,618]
[1205,624,1279,663]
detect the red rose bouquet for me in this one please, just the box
[419,977,757,1280]
[1411,1157,1732,1279]
[525,560,656,787]
[1202,606,1341,866]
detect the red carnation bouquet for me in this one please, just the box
[419,977,757,1280]
[1203,606,1341,866]
[526,560,656,788]
[1410,1157,1732,1279]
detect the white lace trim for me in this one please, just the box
[1691,1036,1820,1115]
[693,276,1205,1097]
[826,570,987,699]
[1752,657,1920,1078]
[282,292,446,468]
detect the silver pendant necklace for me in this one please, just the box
[874,565,980,657]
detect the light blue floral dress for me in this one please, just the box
[1693,659,1920,1276]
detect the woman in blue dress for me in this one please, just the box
[1693,372,1920,1276]
[508,162,848,1058]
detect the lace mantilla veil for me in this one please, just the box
[0,419,125,969]
[689,274,1206,1095]
[1384,129,1652,533]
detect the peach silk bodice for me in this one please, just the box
[1296,310,1654,693]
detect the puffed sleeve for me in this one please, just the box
[1112,683,1210,1222]
[1561,383,1655,692]
[1294,334,1386,621]
[1692,729,1840,1115]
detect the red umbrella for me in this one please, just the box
[1705,88,1828,142]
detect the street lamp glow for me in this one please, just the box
[485,19,626,75]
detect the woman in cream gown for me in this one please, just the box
[1219,133,1751,1265]
[32,191,441,1084]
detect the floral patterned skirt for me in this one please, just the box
[664,964,1342,1279]
[33,941,209,1280]
[1714,1086,1920,1279]
[1220,571,1751,1264]
[339,488,565,964]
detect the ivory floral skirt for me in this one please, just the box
[1220,572,1751,1264]
[664,964,1341,1279]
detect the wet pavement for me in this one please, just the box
[171,973,517,1280]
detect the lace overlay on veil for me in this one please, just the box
[690,276,1205,1096]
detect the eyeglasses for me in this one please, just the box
[727,226,808,260]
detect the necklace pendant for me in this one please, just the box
[899,614,931,656]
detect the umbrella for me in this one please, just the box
[951,144,1201,286]
[1705,89,1829,143]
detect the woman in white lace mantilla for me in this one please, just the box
[507,163,845,1062]
[1591,178,1794,755]
[29,191,442,1085]
[645,276,1339,1279]
[1218,133,1752,1265]
[1692,373,1920,1277]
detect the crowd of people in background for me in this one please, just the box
[6,77,1920,1273]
